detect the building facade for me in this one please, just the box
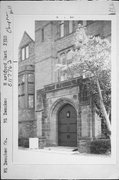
[18,32,36,143]
[18,21,111,152]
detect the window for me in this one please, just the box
[66,49,74,64]
[59,52,67,81]
[26,45,29,59]
[60,52,66,65]
[28,74,34,83]
[69,21,73,34]
[21,48,25,61]
[82,21,87,26]
[59,47,73,64]
[83,89,88,101]
[28,84,34,94]
[22,74,25,83]
[81,85,89,102]
[59,21,64,37]
[60,71,67,81]
[18,74,26,108]
[66,111,70,118]
[58,21,75,38]
[64,21,69,35]
[21,45,29,60]
[27,74,34,94]
[28,95,34,108]
[57,47,74,81]
[41,28,44,42]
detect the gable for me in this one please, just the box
[19,31,34,48]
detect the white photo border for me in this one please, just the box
[1,1,119,179]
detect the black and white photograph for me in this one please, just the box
[1,1,119,179]
[18,20,111,155]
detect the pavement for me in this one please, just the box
[15,146,112,165]
[19,146,79,155]
[19,146,110,156]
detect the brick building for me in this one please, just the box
[18,32,36,141]
[18,21,111,152]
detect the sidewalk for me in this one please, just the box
[19,146,78,155]
[16,146,112,165]
[19,146,110,157]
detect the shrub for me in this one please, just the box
[90,139,111,154]
[18,138,29,148]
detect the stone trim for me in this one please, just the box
[44,77,83,92]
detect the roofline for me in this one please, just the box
[24,31,35,43]
[18,31,35,48]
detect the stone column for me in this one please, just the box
[92,105,96,139]
[78,105,92,153]
[36,111,44,148]
[89,105,93,139]
[94,111,102,138]
[36,111,42,137]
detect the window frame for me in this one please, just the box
[27,73,34,83]
[64,21,69,36]
[21,48,25,61]
[21,45,29,61]
[66,111,70,118]
[59,21,64,38]
[26,45,29,59]
[69,21,73,34]
[59,21,75,39]
[28,94,34,109]
[57,46,74,82]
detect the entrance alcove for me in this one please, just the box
[49,98,78,147]
[58,104,77,147]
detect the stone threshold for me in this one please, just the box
[44,146,78,151]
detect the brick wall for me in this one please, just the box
[19,120,37,138]
[35,22,55,92]
[19,109,35,122]
[35,21,53,62]
[35,58,52,90]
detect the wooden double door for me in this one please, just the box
[58,104,77,147]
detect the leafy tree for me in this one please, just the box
[56,24,111,134]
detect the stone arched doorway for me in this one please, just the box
[58,104,77,147]
[49,98,78,147]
